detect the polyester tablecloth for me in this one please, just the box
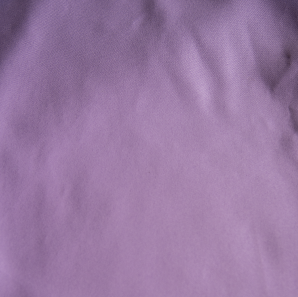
[1,0,298,296]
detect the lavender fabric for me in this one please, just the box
[1,0,298,296]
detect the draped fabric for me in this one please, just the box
[1,0,298,296]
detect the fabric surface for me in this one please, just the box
[1,0,298,296]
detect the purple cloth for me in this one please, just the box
[1,0,298,296]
